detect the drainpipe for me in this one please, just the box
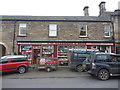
[110,16,116,53]
[13,21,16,54]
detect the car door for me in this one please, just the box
[107,55,120,74]
[115,55,120,74]
[1,58,11,72]
[9,58,23,70]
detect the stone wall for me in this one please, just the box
[1,21,114,54]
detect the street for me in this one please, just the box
[1,67,120,88]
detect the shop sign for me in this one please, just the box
[33,46,41,49]
[86,43,113,45]
[18,42,86,45]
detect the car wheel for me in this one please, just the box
[76,65,83,72]
[98,69,109,81]
[46,67,51,72]
[18,66,26,74]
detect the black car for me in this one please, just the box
[88,52,120,80]
[69,51,91,72]
[82,54,92,72]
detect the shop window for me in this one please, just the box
[58,46,68,65]
[69,45,86,51]
[98,46,110,53]
[20,45,32,60]
[91,46,97,49]
[42,45,53,57]
[80,25,87,37]
[49,24,57,37]
[104,25,110,37]
[19,24,27,36]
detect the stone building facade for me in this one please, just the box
[111,10,120,53]
[0,1,119,64]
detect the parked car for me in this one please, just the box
[0,55,29,74]
[82,54,92,72]
[88,52,120,80]
[69,51,91,72]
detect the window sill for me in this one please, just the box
[79,36,88,38]
[104,36,111,38]
[48,36,57,38]
[18,34,27,37]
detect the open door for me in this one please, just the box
[33,49,41,64]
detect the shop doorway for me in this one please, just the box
[0,44,6,57]
[33,49,41,64]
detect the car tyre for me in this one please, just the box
[98,69,109,81]
[18,66,26,74]
[76,65,83,72]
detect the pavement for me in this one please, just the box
[2,66,87,79]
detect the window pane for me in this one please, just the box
[104,25,110,36]
[20,27,26,35]
[96,55,107,61]
[104,25,110,31]
[80,31,86,36]
[105,32,110,36]
[49,31,57,36]
[11,58,28,62]
[49,24,57,30]
[49,24,57,36]
[20,24,26,27]
[117,57,120,62]
[78,54,89,58]
[80,25,86,30]
[0,59,9,64]
[80,25,87,36]
[19,24,27,35]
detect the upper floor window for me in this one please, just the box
[19,24,27,36]
[49,24,57,37]
[104,25,110,37]
[80,25,87,37]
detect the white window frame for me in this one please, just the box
[49,24,57,37]
[104,24,110,37]
[80,25,87,37]
[19,24,27,36]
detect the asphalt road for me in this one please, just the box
[1,67,120,88]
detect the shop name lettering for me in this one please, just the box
[18,43,86,45]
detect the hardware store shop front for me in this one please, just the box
[17,40,115,65]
